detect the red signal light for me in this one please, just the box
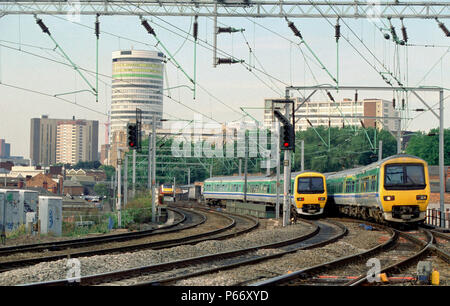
[284,142,289,147]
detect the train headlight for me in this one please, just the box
[297,197,304,201]
[383,195,395,201]
[416,195,427,201]
[318,197,326,201]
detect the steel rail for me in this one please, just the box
[134,220,348,286]
[0,207,216,273]
[347,228,434,286]
[251,218,397,286]
[22,217,316,286]
[0,207,186,256]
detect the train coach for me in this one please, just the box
[325,154,430,224]
[203,170,327,217]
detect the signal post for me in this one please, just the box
[273,99,295,227]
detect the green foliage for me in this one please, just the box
[94,183,109,197]
[405,128,450,165]
[99,165,116,180]
[293,126,397,172]
[73,160,102,170]
[62,220,110,237]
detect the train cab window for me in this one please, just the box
[384,164,426,190]
[297,177,324,194]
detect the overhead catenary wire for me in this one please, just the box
[316,1,405,88]
[34,15,97,97]
[115,0,291,97]
[0,42,216,125]
[133,12,285,117]
[285,17,338,85]
[13,7,237,122]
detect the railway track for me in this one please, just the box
[252,218,450,286]
[140,220,348,287]
[0,206,245,273]
[0,207,186,256]
[19,210,260,286]
[22,219,344,286]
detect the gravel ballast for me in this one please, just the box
[0,220,314,285]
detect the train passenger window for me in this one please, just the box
[371,176,377,191]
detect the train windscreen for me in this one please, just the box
[384,163,426,190]
[297,177,324,194]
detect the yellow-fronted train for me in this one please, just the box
[203,170,327,217]
[325,154,430,225]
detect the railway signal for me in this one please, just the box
[274,110,295,151]
[127,123,138,149]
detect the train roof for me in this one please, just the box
[325,154,427,179]
[205,170,324,183]
[205,155,427,183]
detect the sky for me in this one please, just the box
[0,9,449,159]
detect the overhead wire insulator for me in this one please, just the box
[402,98,405,110]
[217,27,243,34]
[360,120,366,129]
[401,18,408,43]
[335,19,341,42]
[436,18,450,37]
[354,91,358,103]
[392,98,396,109]
[326,91,335,103]
[390,25,399,43]
[286,19,303,39]
[36,17,50,35]
[95,14,100,39]
[217,58,243,65]
[193,16,198,41]
[141,19,156,36]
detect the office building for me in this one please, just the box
[264,97,400,132]
[111,50,165,135]
[30,115,99,166]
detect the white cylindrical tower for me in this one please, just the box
[111,50,165,136]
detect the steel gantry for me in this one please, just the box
[0,1,449,18]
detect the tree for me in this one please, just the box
[405,128,450,165]
[99,165,116,181]
[73,160,102,170]
[94,183,109,198]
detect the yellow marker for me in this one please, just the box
[431,269,440,286]
[379,273,389,283]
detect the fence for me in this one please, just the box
[426,208,450,229]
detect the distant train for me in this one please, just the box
[326,154,430,224]
[203,171,328,216]
[160,184,174,196]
